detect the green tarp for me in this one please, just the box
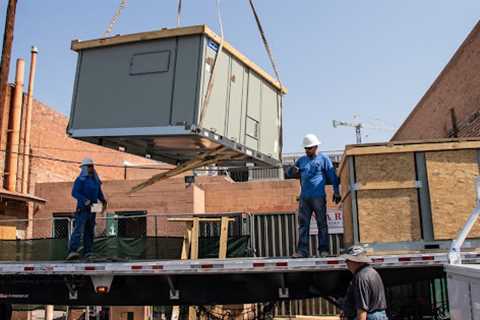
[0,236,251,261]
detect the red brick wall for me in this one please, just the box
[35,176,339,238]
[0,95,172,192]
[392,21,480,141]
[27,99,170,185]
[200,178,337,213]
[34,177,204,237]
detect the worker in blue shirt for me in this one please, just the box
[66,158,107,260]
[290,134,341,258]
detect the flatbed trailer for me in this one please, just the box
[0,251,478,306]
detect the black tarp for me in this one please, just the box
[0,236,251,261]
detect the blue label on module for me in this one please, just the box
[208,39,219,52]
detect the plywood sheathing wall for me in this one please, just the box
[426,150,480,239]
[355,153,422,243]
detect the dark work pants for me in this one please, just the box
[69,208,96,255]
[298,197,329,256]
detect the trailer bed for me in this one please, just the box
[0,252,478,306]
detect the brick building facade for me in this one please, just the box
[392,20,480,141]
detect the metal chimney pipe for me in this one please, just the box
[6,58,24,191]
[21,46,38,194]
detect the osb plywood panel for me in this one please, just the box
[357,189,421,243]
[342,194,354,246]
[0,225,16,239]
[426,150,480,239]
[355,153,416,185]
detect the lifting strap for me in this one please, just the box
[103,0,128,37]
[198,0,225,127]
[247,0,285,158]
[176,0,183,27]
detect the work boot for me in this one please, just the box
[292,252,307,259]
[66,252,80,261]
[84,253,96,261]
[319,251,330,258]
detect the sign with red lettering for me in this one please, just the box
[309,208,344,235]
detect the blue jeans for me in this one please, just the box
[298,197,329,256]
[69,209,96,255]
[367,310,388,320]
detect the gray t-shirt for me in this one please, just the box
[351,265,387,312]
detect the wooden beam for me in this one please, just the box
[168,217,235,223]
[129,147,238,193]
[353,181,419,191]
[180,222,193,260]
[345,140,480,156]
[190,217,200,260]
[218,217,229,259]
[71,25,206,51]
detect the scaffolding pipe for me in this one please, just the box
[21,46,38,194]
[6,58,24,191]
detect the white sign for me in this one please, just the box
[309,208,344,235]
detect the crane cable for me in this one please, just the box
[247,0,285,158]
[103,0,128,37]
[176,0,183,27]
[199,0,225,127]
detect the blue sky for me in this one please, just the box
[1,1,479,152]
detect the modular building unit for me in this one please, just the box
[68,25,286,166]
[338,138,480,250]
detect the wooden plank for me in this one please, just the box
[219,217,229,259]
[180,222,193,260]
[0,225,15,240]
[345,140,480,156]
[357,189,422,243]
[342,194,353,246]
[71,25,287,94]
[354,180,418,191]
[345,137,480,149]
[71,25,206,50]
[129,147,243,193]
[339,157,349,198]
[426,150,480,239]
[190,218,200,260]
[168,217,235,223]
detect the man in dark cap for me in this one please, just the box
[340,246,388,320]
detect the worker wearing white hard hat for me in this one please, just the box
[67,158,107,260]
[289,134,341,258]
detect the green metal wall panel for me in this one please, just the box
[226,58,245,143]
[171,36,204,126]
[72,38,179,129]
[200,40,230,135]
[247,72,262,121]
[260,83,280,157]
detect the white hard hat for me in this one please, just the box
[80,158,94,167]
[303,134,321,148]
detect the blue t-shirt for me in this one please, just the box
[291,153,340,199]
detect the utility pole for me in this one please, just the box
[0,0,18,143]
